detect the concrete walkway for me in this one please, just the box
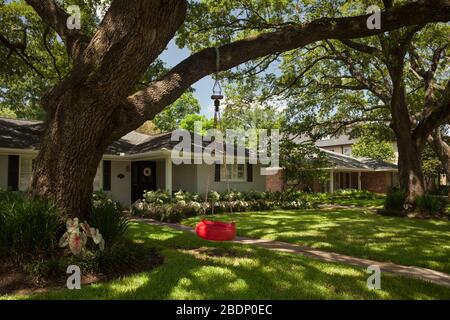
[132,218,450,288]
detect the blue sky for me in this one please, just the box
[159,40,215,118]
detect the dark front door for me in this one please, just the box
[131,161,157,203]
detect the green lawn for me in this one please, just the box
[4,222,450,300]
[317,197,385,208]
[183,208,450,274]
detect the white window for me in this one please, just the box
[221,164,246,182]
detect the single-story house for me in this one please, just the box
[267,149,399,194]
[0,117,399,206]
[0,117,267,206]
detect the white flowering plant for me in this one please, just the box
[59,218,105,256]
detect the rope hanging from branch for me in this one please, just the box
[211,47,224,127]
[205,46,232,214]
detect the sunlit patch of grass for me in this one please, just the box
[4,222,450,300]
[183,208,450,273]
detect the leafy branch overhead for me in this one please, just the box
[1,1,448,133]
[1,0,449,217]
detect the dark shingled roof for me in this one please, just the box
[0,117,247,156]
[0,117,154,155]
[0,118,44,150]
[293,134,357,147]
[321,149,397,171]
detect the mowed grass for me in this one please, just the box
[318,197,385,208]
[183,208,450,274]
[4,222,450,300]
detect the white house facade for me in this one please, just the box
[0,117,267,206]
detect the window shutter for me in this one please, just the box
[214,164,221,182]
[7,155,19,191]
[103,160,111,191]
[247,163,253,182]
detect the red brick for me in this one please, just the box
[266,170,285,192]
[361,172,390,193]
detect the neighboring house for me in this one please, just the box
[315,134,399,162]
[279,134,400,194]
[314,135,399,193]
[267,148,399,194]
[314,134,357,156]
[0,118,267,206]
[315,149,399,193]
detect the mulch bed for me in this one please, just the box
[0,248,163,297]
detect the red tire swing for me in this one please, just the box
[196,47,236,242]
[196,220,237,242]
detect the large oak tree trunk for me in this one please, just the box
[387,39,426,208]
[30,94,116,219]
[28,0,187,218]
[395,134,426,207]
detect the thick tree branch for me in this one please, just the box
[410,45,448,127]
[77,0,187,100]
[428,129,450,189]
[127,0,450,130]
[25,0,89,59]
[413,79,450,143]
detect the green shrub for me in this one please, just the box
[133,189,311,222]
[25,241,158,280]
[0,191,62,258]
[88,201,129,248]
[143,190,171,204]
[415,195,448,215]
[384,189,405,211]
[243,191,266,201]
[92,190,111,203]
[174,190,203,202]
[429,186,450,197]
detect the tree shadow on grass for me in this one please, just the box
[183,209,450,274]
[25,223,450,300]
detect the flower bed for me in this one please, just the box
[132,190,311,222]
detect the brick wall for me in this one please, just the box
[361,172,390,193]
[266,170,285,192]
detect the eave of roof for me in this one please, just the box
[0,117,251,158]
[320,148,397,171]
